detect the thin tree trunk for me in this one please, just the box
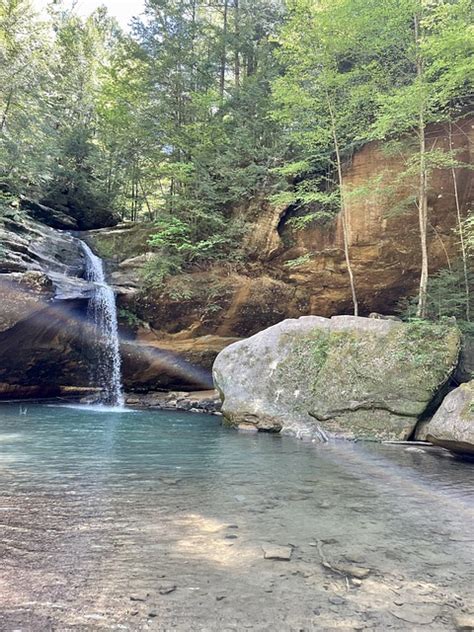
[327,96,358,317]
[220,0,229,102]
[449,120,470,321]
[234,0,240,89]
[1,88,14,132]
[138,179,154,222]
[415,14,429,319]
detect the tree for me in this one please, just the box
[0,0,54,194]
[273,0,387,316]
[371,0,473,318]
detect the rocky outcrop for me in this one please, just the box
[0,117,471,400]
[19,198,80,230]
[0,212,225,397]
[85,118,473,346]
[0,212,94,398]
[124,389,221,414]
[416,381,474,455]
[213,316,461,440]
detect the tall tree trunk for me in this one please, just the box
[449,120,470,321]
[327,96,358,317]
[414,14,428,319]
[220,0,229,102]
[234,0,240,89]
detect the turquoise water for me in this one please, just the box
[0,404,473,631]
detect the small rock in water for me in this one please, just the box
[389,604,438,625]
[225,534,238,539]
[328,596,346,606]
[158,583,177,595]
[262,544,292,561]
[338,564,371,579]
[454,614,474,631]
[148,610,158,618]
[216,594,227,601]
[159,477,180,486]
[130,593,149,602]
[237,423,258,433]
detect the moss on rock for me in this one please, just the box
[213,315,461,441]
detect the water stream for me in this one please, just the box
[80,241,124,407]
[0,404,472,630]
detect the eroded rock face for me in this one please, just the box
[213,316,461,440]
[0,213,93,398]
[0,214,224,397]
[85,118,473,342]
[418,381,474,455]
[0,212,91,298]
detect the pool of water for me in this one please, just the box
[0,404,473,631]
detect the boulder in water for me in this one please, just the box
[213,315,461,440]
[418,381,474,455]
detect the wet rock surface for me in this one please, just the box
[420,381,474,456]
[213,315,461,440]
[0,213,96,398]
[123,389,222,414]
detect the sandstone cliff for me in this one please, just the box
[88,117,473,354]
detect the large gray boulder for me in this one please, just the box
[212,315,461,441]
[418,381,474,455]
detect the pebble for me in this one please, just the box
[454,614,474,631]
[158,583,177,595]
[130,594,148,602]
[328,596,346,606]
[389,604,438,625]
[262,544,293,561]
[338,564,371,579]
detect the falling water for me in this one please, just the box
[80,241,124,407]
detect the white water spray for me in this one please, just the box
[80,241,124,407]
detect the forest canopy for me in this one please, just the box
[1,0,473,317]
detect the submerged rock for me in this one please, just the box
[418,381,474,455]
[454,613,474,631]
[124,389,221,414]
[262,544,293,560]
[213,315,461,440]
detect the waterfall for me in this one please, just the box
[80,241,124,407]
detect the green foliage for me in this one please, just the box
[465,211,474,256]
[118,307,142,328]
[398,263,474,335]
[144,212,248,286]
[0,0,472,319]
[284,254,313,269]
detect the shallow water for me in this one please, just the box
[0,404,472,631]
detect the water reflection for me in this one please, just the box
[0,404,472,630]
